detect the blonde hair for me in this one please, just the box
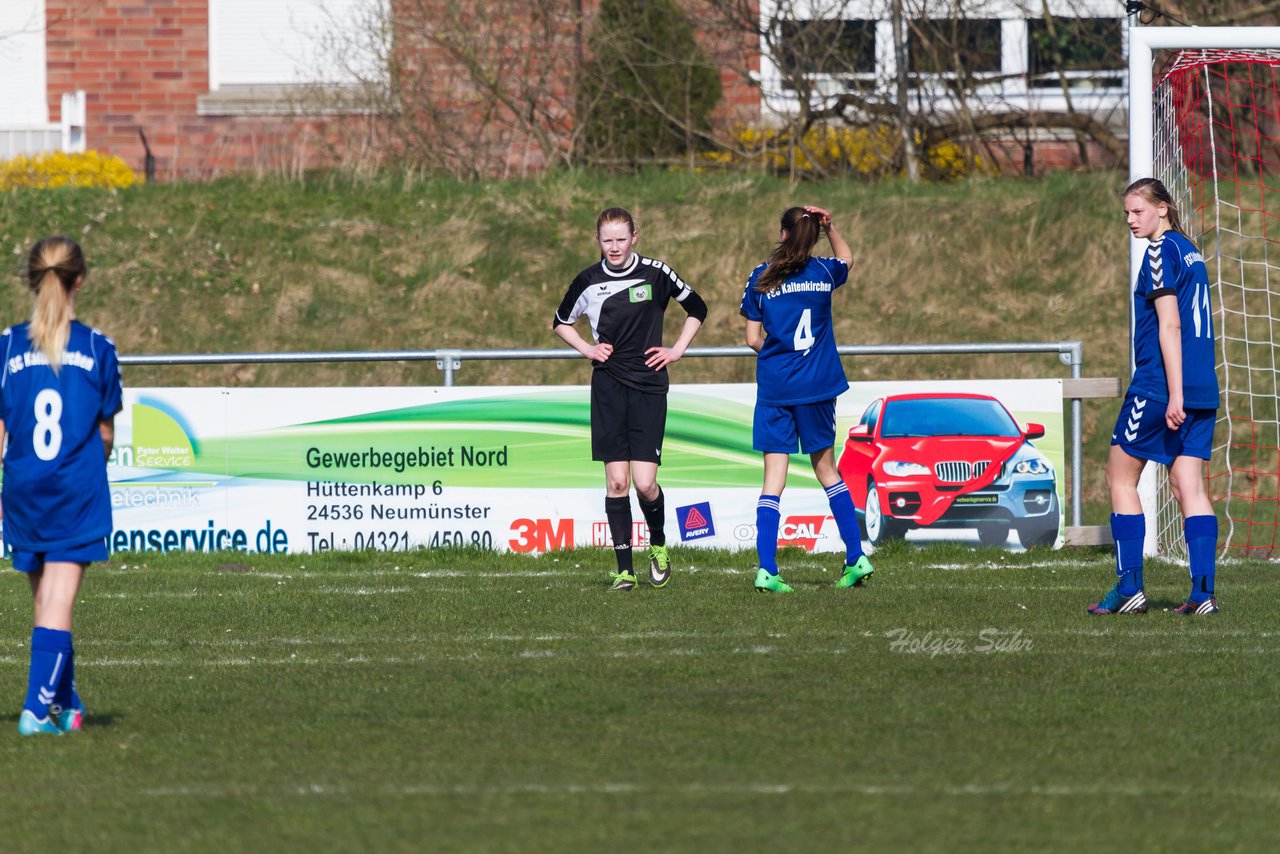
[25,236,85,372]
[1123,178,1185,237]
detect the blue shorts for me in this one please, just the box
[753,399,837,455]
[1110,392,1216,465]
[11,540,108,574]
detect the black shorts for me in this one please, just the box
[591,370,667,464]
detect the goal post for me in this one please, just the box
[1129,26,1280,558]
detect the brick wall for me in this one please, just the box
[45,0,366,178]
[42,0,764,179]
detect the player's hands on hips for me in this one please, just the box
[1166,397,1186,430]
[802,205,833,232]
[645,346,682,370]
[588,342,613,362]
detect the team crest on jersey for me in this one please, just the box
[629,285,651,303]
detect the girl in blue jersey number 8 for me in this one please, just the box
[2,237,122,735]
[1088,179,1220,616]
[741,206,872,592]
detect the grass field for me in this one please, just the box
[1,544,1274,852]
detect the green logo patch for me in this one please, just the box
[629,285,651,303]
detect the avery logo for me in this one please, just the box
[779,515,830,551]
[676,502,716,542]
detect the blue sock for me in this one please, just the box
[1184,514,1218,601]
[756,495,781,574]
[24,627,72,720]
[1111,513,1145,596]
[824,481,865,564]
[51,634,79,714]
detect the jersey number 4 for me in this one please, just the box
[792,308,815,352]
[33,388,63,461]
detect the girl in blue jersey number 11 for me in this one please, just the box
[1088,179,1220,616]
[741,205,872,593]
[2,237,122,735]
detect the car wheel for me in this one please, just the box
[976,522,1011,547]
[1017,503,1061,548]
[865,482,906,546]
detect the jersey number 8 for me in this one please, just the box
[33,388,63,461]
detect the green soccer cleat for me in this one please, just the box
[609,570,637,591]
[836,555,875,589]
[648,544,671,588]
[754,567,793,593]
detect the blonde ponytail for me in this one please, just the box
[30,271,73,371]
[25,236,86,373]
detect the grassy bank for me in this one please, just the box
[0,169,1132,518]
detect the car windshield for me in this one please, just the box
[880,398,1020,438]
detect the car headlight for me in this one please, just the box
[882,460,930,477]
[1014,458,1053,475]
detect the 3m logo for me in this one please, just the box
[676,502,716,542]
[779,515,830,552]
[629,285,651,302]
[508,518,574,554]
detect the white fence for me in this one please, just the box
[0,90,86,158]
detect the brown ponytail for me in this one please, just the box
[25,236,85,372]
[755,207,823,293]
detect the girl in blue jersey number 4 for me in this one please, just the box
[1089,179,1220,616]
[2,237,122,735]
[741,205,872,593]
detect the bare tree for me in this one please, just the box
[694,0,1130,178]
[304,0,582,179]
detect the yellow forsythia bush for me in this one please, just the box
[701,124,990,180]
[0,151,139,190]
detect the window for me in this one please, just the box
[859,400,882,431]
[0,1,47,126]
[776,19,876,81]
[209,0,385,89]
[1027,17,1123,88]
[908,18,1002,76]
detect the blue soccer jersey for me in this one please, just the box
[0,322,122,552]
[1129,230,1220,409]
[740,256,849,406]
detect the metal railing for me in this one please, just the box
[120,340,1087,528]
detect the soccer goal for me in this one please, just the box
[1130,26,1280,558]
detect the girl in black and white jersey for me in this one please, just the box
[553,207,707,591]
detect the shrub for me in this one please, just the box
[0,151,139,190]
[576,0,722,167]
[701,125,991,181]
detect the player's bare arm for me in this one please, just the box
[644,316,703,370]
[554,323,613,363]
[1154,294,1185,429]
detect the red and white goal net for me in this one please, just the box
[1150,44,1280,556]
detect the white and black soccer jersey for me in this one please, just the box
[0,321,122,552]
[553,254,707,393]
[1130,230,1219,409]
[740,256,849,406]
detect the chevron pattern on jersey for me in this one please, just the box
[1147,238,1165,288]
